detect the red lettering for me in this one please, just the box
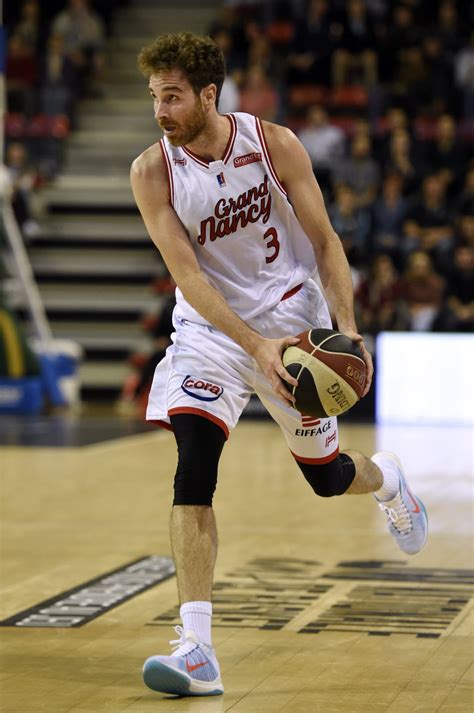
[263,227,280,264]
[197,175,272,246]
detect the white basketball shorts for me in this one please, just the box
[147,279,339,464]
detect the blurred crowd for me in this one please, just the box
[5,0,128,234]
[209,0,474,335]
[4,0,474,345]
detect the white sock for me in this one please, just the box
[373,461,400,501]
[180,601,213,646]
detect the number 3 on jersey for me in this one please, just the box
[263,227,280,264]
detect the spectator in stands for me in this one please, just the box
[352,117,371,140]
[374,106,409,162]
[384,128,421,195]
[297,105,345,195]
[372,171,408,262]
[39,33,78,119]
[381,4,421,83]
[118,285,176,417]
[13,0,41,56]
[287,0,336,87]
[5,34,37,115]
[455,32,474,120]
[210,27,240,77]
[52,0,105,97]
[384,106,409,133]
[389,34,454,117]
[264,0,296,75]
[332,134,380,208]
[218,77,240,114]
[428,114,467,196]
[419,33,456,116]
[208,7,255,77]
[436,0,466,58]
[356,253,403,335]
[133,293,176,407]
[211,28,240,113]
[332,0,378,88]
[239,66,280,122]
[403,174,455,271]
[328,184,371,268]
[391,47,428,116]
[455,165,474,216]
[398,250,445,331]
[456,210,474,249]
[439,243,474,332]
[246,31,280,81]
[5,141,40,238]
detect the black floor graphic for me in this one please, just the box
[148,558,474,638]
[149,558,331,631]
[1,556,175,628]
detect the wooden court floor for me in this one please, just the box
[1,419,473,713]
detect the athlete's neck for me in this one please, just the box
[184,113,232,163]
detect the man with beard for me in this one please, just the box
[130,32,427,697]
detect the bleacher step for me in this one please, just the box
[38,214,147,242]
[30,247,161,278]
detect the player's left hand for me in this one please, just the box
[342,330,373,398]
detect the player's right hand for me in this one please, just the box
[251,335,300,407]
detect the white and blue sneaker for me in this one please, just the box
[371,452,428,555]
[143,626,223,697]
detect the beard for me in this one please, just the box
[160,97,207,147]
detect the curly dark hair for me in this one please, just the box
[137,32,225,105]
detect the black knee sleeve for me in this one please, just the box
[170,414,226,506]
[297,453,356,497]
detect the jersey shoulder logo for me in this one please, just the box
[234,152,262,168]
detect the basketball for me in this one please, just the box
[282,328,367,418]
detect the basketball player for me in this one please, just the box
[130,33,428,697]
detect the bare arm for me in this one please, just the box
[130,145,298,404]
[262,121,373,394]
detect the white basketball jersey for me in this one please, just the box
[160,112,318,323]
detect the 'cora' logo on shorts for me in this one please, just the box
[181,375,224,401]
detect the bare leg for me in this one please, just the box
[170,505,217,603]
[343,449,383,494]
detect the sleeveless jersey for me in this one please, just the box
[160,111,318,323]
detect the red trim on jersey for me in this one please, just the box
[182,145,208,167]
[168,407,230,439]
[222,114,237,164]
[291,447,339,465]
[182,115,237,168]
[159,140,174,206]
[255,117,287,196]
[281,283,303,301]
[149,419,174,432]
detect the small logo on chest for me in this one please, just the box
[216,172,226,187]
[173,157,187,166]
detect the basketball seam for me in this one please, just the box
[292,362,306,395]
[308,331,365,365]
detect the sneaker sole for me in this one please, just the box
[373,451,429,555]
[143,659,223,696]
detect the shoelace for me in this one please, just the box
[378,492,413,534]
[169,625,209,658]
